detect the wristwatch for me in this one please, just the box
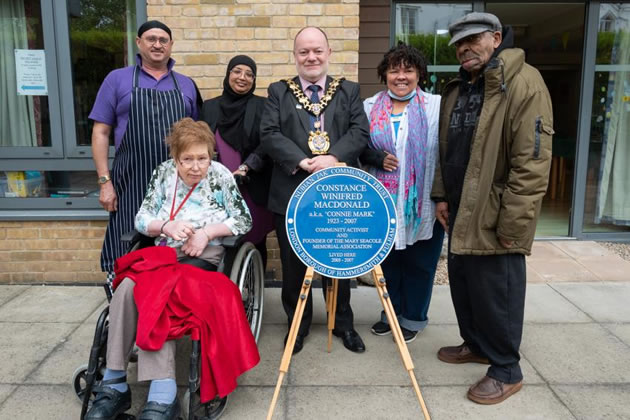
[238,164,249,173]
[97,175,111,185]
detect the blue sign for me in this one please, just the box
[286,166,397,279]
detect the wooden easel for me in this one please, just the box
[266,265,431,420]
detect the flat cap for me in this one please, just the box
[448,12,501,46]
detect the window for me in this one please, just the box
[394,3,472,93]
[583,3,630,232]
[0,0,144,218]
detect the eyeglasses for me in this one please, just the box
[179,157,211,169]
[230,68,255,81]
[453,31,492,48]
[143,36,171,46]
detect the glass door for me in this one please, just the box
[486,2,587,237]
[582,3,630,234]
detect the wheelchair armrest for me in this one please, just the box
[218,235,245,248]
[121,230,155,251]
[121,230,144,243]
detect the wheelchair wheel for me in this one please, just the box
[72,363,104,403]
[181,390,228,420]
[229,242,264,343]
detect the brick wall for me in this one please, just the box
[0,221,107,284]
[0,0,360,284]
[147,0,360,99]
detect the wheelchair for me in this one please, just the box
[72,232,264,420]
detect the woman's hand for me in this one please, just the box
[163,220,195,241]
[181,229,209,257]
[383,153,399,172]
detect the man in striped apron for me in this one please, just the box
[89,21,201,282]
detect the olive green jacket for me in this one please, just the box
[432,48,554,256]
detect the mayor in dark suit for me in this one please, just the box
[261,27,370,354]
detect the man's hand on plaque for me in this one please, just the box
[298,158,315,173]
[310,155,338,172]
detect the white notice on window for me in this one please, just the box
[15,49,48,96]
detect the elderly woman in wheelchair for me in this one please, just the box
[85,118,260,420]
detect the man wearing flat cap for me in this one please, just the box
[90,21,202,284]
[432,12,553,404]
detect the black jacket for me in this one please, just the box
[201,95,271,206]
[260,77,370,215]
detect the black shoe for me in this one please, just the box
[333,329,366,353]
[139,398,181,420]
[401,327,419,343]
[85,377,132,420]
[371,321,391,336]
[284,332,308,354]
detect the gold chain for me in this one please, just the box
[284,77,345,117]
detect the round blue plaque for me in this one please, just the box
[286,166,397,279]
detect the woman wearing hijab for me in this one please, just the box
[361,43,444,343]
[201,55,273,268]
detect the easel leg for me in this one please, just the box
[327,278,339,353]
[267,267,314,420]
[372,266,431,420]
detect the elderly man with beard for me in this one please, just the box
[432,13,553,404]
[261,27,370,354]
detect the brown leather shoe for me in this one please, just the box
[437,343,489,364]
[467,375,523,405]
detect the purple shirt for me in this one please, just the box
[89,54,199,149]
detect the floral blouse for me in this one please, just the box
[135,159,252,248]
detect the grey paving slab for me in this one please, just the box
[222,386,286,420]
[604,323,630,348]
[27,321,95,384]
[0,384,16,406]
[553,240,610,258]
[0,285,106,323]
[551,282,630,322]
[422,384,575,420]
[524,284,591,323]
[262,288,285,325]
[238,324,284,386]
[287,385,420,420]
[551,384,630,420]
[426,285,458,324]
[408,325,543,386]
[288,324,543,387]
[0,322,76,383]
[84,300,108,324]
[521,324,630,384]
[0,285,29,307]
[289,324,411,386]
[0,384,82,420]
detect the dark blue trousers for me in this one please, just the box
[380,221,445,332]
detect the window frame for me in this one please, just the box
[0,0,147,219]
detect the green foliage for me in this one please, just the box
[396,33,459,65]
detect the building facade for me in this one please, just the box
[1,0,629,284]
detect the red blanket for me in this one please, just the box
[113,246,260,401]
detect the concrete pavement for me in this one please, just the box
[0,241,629,419]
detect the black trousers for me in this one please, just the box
[448,246,526,384]
[274,214,354,336]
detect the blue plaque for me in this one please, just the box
[286,166,397,279]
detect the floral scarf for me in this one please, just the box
[368,88,428,232]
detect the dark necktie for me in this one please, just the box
[307,85,321,130]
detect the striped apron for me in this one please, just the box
[101,66,187,273]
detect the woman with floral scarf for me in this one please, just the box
[361,43,444,343]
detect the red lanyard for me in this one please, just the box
[169,177,198,221]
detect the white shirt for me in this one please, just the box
[363,90,441,250]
